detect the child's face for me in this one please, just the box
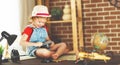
[33,17,47,28]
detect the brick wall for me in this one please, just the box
[49,0,120,54]
[49,23,73,50]
[83,0,120,54]
[49,0,73,50]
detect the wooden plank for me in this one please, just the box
[47,20,72,23]
[76,0,84,51]
[43,0,51,35]
[36,0,42,5]
[70,0,78,53]
[45,0,49,7]
[36,0,49,6]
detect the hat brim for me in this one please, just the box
[32,15,51,18]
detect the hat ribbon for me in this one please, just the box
[36,13,50,16]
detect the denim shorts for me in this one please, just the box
[27,46,37,57]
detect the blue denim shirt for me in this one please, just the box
[27,27,48,56]
[30,27,48,42]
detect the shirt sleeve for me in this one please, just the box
[22,26,48,41]
[22,27,33,41]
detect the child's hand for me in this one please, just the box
[35,42,43,47]
[50,41,55,47]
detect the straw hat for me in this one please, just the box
[31,5,51,17]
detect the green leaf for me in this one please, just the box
[50,7,62,17]
[0,44,4,55]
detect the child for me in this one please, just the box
[20,5,69,60]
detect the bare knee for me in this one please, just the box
[42,52,51,58]
[60,42,67,48]
[60,42,70,53]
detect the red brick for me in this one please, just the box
[111,20,120,24]
[63,30,72,34]
[91,0,102,3]
[92,26,104,29]
[84,26,91,29]
[86,13,96,16]
[85,4,96,8]
[82,0,90,3]
[109,42,117,46]
[104,7,116,11]
[98,12,109,16]
[92,17,103,20]
[103,0,109,2]
[111,11,120,15]
[118,33,120,36]
[85,21,97,25]
[105,25,116,28]
[83,9,90,12]
[84,33,91,37]
[98,29,110,32]
[85,29,97,33]
[112,47,120,50]
[106,33,117,37]
[98,21,109,24]
[117,16,120,19]
[105,47,111,50]
[111,29,120,32]
[105,16,116,20]
[83,17,91,21]
[112,38,120,41]
[57,27,67,30]
[97,3,109,7]
[91,8,103,12]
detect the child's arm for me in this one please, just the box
[45,36,55,47]
[20,34,43,47]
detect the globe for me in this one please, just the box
[91,33,109,52]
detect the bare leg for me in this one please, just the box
[50,42,69,59]
[35,48,53,58]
